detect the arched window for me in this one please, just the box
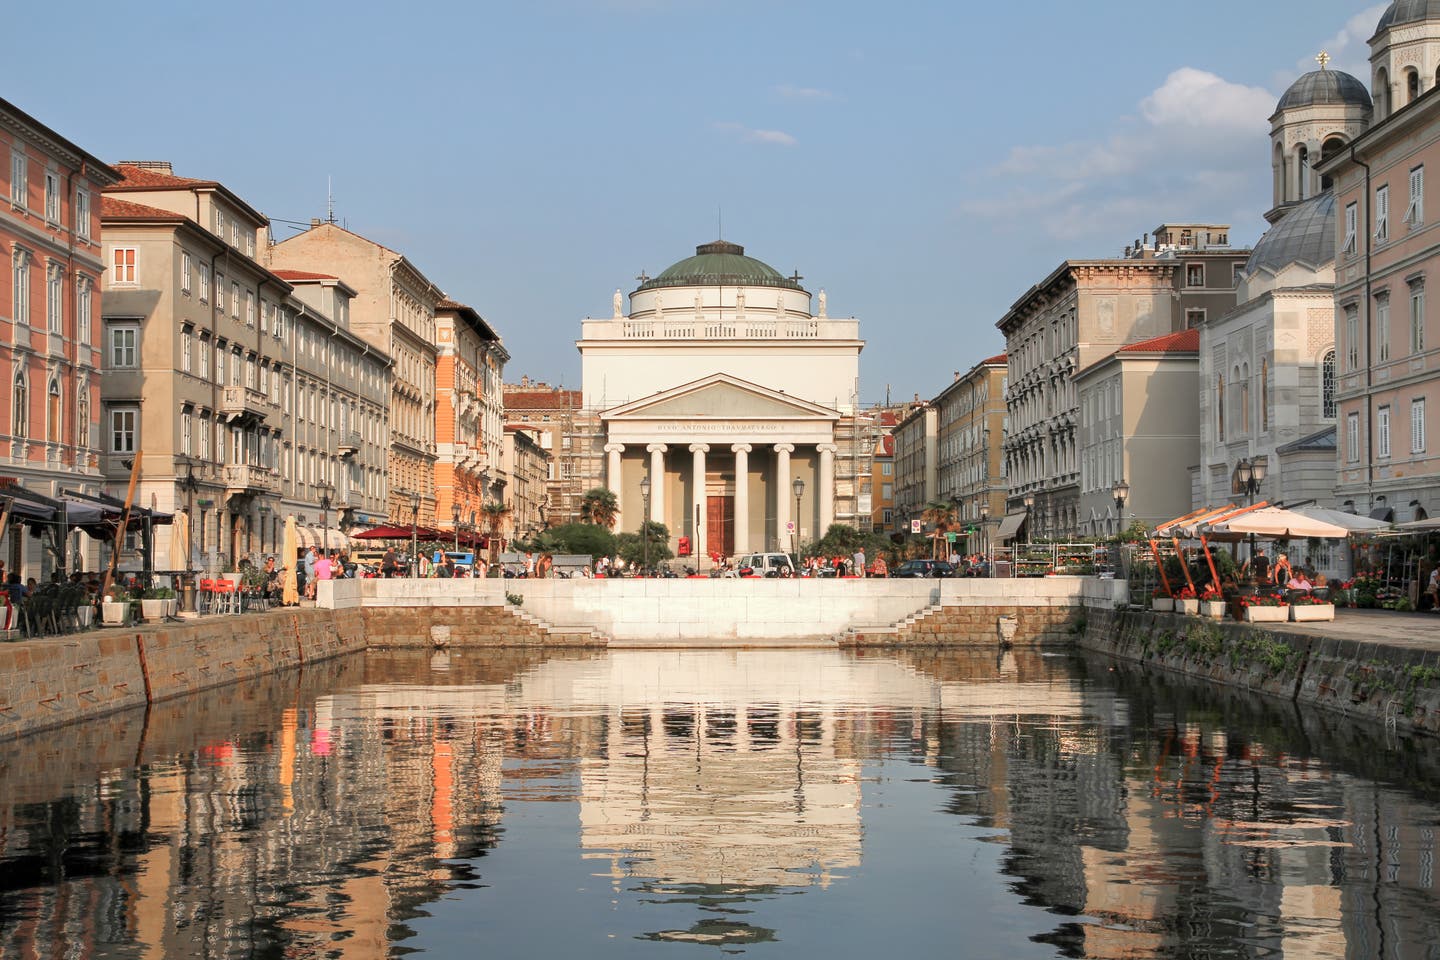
[12,370,28,439]
[1240,362,1252,434]
[1216,375,1226,442]
[1406,68,1420,105]
[1274,142,1287,203]
[46,377,60,444]
[1320,136,1346,191]
[1297,145,1311,201]
[1322,350,1337,418]
[1376,68,1391,118]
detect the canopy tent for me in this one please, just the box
[353,523,445,541]
[295,526,357,549]
[1198,506,1351,541]
[1383,516,1440,535]
[993,512,1027,543]
[1292,505,1393,533]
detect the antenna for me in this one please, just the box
[717,206,722,240]
[326,177,336,224]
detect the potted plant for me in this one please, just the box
[1239,591,1289,623]
[1199,584,1226,620]
[1151,588,1174,612]
[1290,593,1335,622]
[101,592,130,626]
[140,587,169,622]
[1175,584,1200,615]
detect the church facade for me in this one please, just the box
[579,240,864,562]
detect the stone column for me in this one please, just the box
[689,443,708,562]
[817,443,837,534]
[646,443,667,523]
[604,442,625,532]
[773,443,794,552]
[731,443,751,556]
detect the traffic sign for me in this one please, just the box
[786,521,795,532]
[910,519,922,534]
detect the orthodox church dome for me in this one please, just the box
[1376,0,1440,33]
[1273,69,1372,115]
[1246,191,1336,275]
[638,240,804,292]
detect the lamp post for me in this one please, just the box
[1023,493,1035,545]
[639,475,651,574]
[318,482,333,561]
[980,501,991,568]
[792,477,805,558]
[1236,457,1266,563]
[1111,478,1130,538]
[452,502,461,554]
[408,490,421,577]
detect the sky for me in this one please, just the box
[7,0,1389,405]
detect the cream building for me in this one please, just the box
[265,222,442,526]
[502,424,549,541]
[582,240,864,561]
[892,402,937,533]
[935,355,1008,543]
[435,299,508,527]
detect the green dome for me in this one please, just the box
[638,240,804,292]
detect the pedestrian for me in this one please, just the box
[872,554,888,577]
[524,551,536,578]
[381,546,398,578]
[302,546,318,599]
[314,550,333,587]
[1271,552,1292,588]
[852,547,866,578]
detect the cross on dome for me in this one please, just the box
[1316,50,1330,69]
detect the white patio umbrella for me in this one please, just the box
[1293,506,1392,532]
[1202,506,1351,541]
[282,515,300,606]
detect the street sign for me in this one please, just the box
[786,521,795,533]
[910,519,921,534]
[945,532,957,543]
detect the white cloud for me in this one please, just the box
[775,83,833,101]
[1295,3,1388,80]
[1139,67,1275,131]
[713,121,797,146]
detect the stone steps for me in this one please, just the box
[833,601,944,643]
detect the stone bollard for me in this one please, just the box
[996,615,1018,649]
[430,624,451,648]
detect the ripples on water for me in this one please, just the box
[0,647,1436,958]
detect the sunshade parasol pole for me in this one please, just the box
[1171,537,1197,594]
[1199,535,1220,590]
[102,451,142,602]
[1148,537,1175,598]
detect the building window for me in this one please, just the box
[1342,202,1358,254]
[231,345,242,386]
[198,335,210,379]
[11,371,26,439]
[245,355,255,390]
[1407,165,1425,226]
[1261,359,1269,432]
[76,382,89,451]
[46,264,63,333]
[1375,185,1390,242]
[231,281,240,319]
[10,150,27,206]
[198,266,209,302]
[1413,398,1427,454]
[76,277,91,345]
[216,273,225,312]
[109,407,137,454]
[1233,263,1244,287]
[1377,293,1391,362]
[44,173,60,223]
[1186,264,1205,287]
[11,251,29,325]
[75,188,90,240]
[111,247,136,285]
[46,378,60,444]
[882,461,894,476]
[1378,405,1392,458]
[181,252,192,294]
[214,208,224,237]
[181,326,193,373]
[1411,280,1426,354]
[1216,375,1225,442]
[109,323,138,368]
[199,414,210,460]
[215,342,225,384]
[215,422,225,464]
[1322,350,1336,418]
[182,409,193,456]
[1345,305,1360,370]
[1185,308,1205,328]
[1346,412,1359,461]
[244,291,254,327]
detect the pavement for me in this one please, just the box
[1268,606,1440,652]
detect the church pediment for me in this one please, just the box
[603,374,840,422]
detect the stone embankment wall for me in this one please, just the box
[1080,607,1440,738]
[361,604,599,648]
[0,609,365,741]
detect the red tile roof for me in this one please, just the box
[504,389,581,409]
[108,164,217,191]
[272,268,338,282]
[1117,329,1200,354]
[436,298,468,310]
[100,196,187,221]
[982,352,1008,365]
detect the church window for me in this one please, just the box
[1297,145,1310,201]
[1260,359,1269,433]
[1406,68,1420,105]
[1215,375,1225,442]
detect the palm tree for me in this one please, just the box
[579,487,619,530]
[922,499,958,559]
[481,501,512,564]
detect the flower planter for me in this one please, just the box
[1152,598,1175,612]
[1244,605,1290,623]
[101,601,130,626]
[1176,599,1200,615]
[140,599,166,622]
[74,606,94,629]
[166,598,179,619]
[1290,603,1335,622]
[1200,600,1226,620]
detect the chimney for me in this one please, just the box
[953,370,960,381]
[310,218,322,227]
[117,160,173,175]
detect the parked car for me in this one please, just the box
[734,552,798,577]
[892,559,957,578]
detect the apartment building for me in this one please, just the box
[502,379,593,525]
[436,299,508,528]
[503,424,551,541]
[0,98,119,578]
[934,355,1008,543]
[265,222,442,526]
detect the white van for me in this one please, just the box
[734,552,797,577]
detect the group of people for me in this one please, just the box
[1240,548,1329,596]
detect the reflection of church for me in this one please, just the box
[581,241,864,557]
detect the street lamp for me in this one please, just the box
[408,490,421,577]
[980,501,991,562]
[318,482,333,561]
[1236,457,1266,564]
[1111,478,1130,537]
[1023,493,1035,545]
[792,477,805,558]
[639,475,651,574]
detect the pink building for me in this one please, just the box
[0,98,120,577]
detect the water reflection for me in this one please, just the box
[0,648,1435,958]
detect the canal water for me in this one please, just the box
[1,647,1437,959]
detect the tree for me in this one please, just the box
[480,501,512,563]
[529,522,616,561]
[617,521,672,570]
[922,500,959,558]
[579,487,619,529]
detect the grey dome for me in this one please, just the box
[1376,0,1440,33]
[1246,191,1336,275]
[1274,70,1372,115]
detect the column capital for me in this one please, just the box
[646,443,669,454]
[816,443,839,455]
[773,443,795,454]
[604,442,626,453]
[688,443,710,454]
[731,442,753,454]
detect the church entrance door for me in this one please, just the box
[706,496,734,559]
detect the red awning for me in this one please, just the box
[353,524,446,540]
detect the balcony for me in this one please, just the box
[225,464,277,494]
[338,431,362,458]
[221,385,279,425]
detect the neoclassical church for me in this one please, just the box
[580,240,864,561]
[1195,2,1440,513]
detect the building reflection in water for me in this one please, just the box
[0,648,1435,958]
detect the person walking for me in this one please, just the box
[302,547,318,599]
[1271,552,1292,589]
[872,554,888,578]
[381,546,398,579]
[852,547,866,578]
